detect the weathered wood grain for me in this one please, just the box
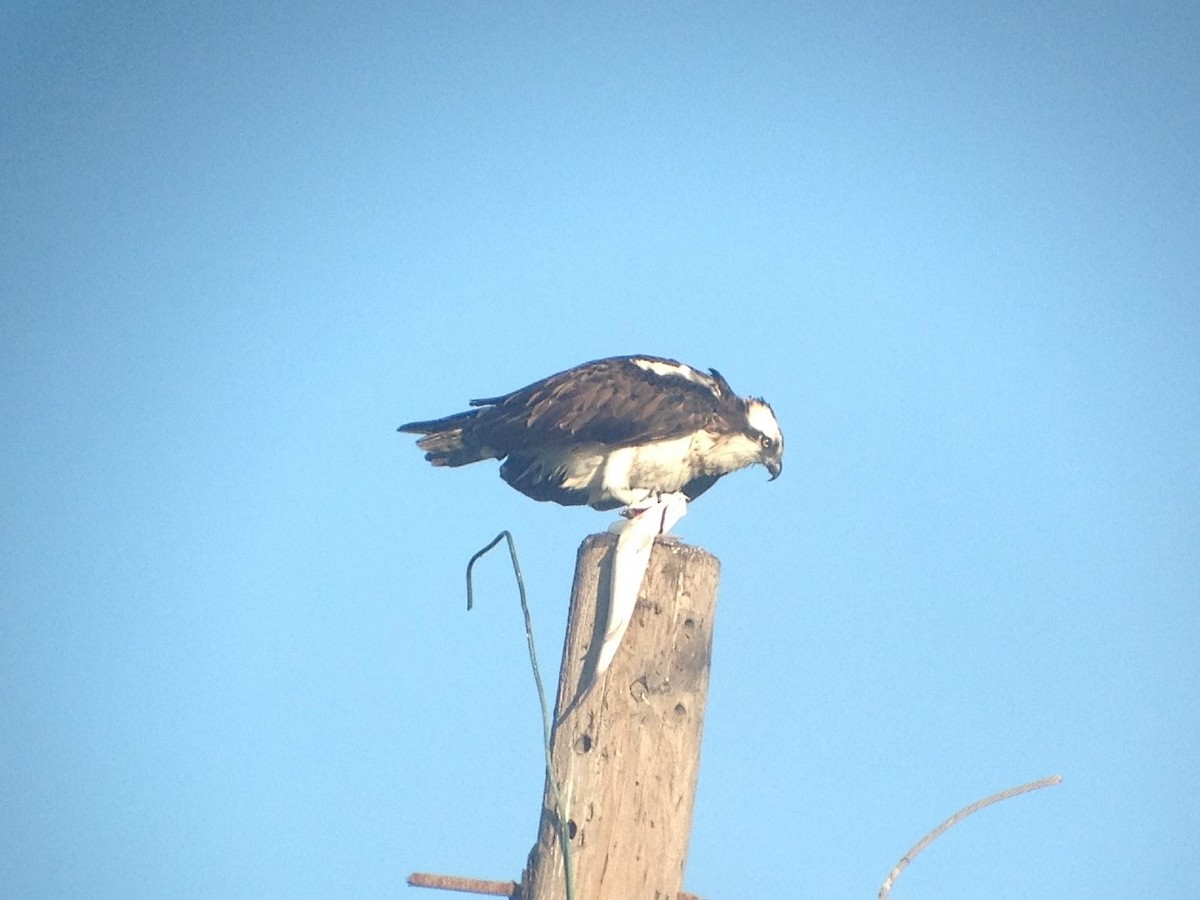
[520,532,720,900]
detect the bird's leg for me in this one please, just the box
[619,493,659,520]
[615,492,686,535]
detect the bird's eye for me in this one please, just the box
[760,435,774,449]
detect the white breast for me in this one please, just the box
[583,436,695,506]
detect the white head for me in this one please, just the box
[745,398,784,480]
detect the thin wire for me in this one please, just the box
[466,531,575,900]
[878,774,1063,900]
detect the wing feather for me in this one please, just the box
[466,356,732,453]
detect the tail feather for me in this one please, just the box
[397,409,498,467]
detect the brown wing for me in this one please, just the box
[465,356,741,453]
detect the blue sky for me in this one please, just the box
[2,2,1197,898]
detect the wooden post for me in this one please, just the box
[520,532,720,900]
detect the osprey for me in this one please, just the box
[397,355,783,512]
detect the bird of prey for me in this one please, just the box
[397,354,783,514]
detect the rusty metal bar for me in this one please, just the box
[407,871,704,900]
[407,873,518,896]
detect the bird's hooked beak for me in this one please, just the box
[766,457,782,481]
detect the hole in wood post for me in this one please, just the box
[674,702,687,718]
[629,676,648,702]
[566,819,578,839]
[573,734,593,754]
